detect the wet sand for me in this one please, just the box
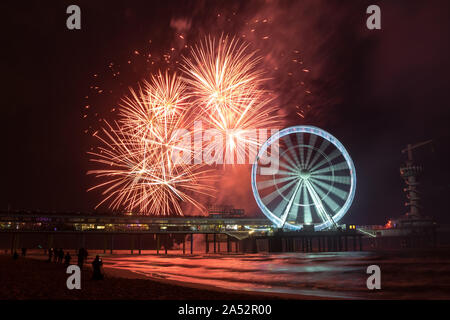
[0,255,322,300]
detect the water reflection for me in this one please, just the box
[100,250,450,299]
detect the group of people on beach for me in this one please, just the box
[47,248,88,267]
[47,248,68,264]
[12,246,104,280]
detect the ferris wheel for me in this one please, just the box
[251,126,356,231]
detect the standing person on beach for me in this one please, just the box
[58,249,64,263]
[64,252,71,266]
[91,255,104,280]
[47,248,53,262]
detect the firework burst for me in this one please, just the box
[182,35,281,164]
[88,72,214,215]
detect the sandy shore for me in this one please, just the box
[0,254,321,300]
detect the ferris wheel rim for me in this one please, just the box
[251,125,357,231]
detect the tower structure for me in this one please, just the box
[399,140,432,217]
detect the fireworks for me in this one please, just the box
[88,72,214,216]
[119,71,191,146]
[181,35,281,164]
[88,36,284,215]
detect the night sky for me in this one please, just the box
[3,0,450,225]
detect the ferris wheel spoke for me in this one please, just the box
[313,174,351,185]
[280,149,301,173]
[278,157,301,174]
[283,134,302,167]
[304,134,317,168]
[277,180,303,227]
[276,169,299,177]
[309,177,349,200]
[256,176,297,190]
[261,178,299,205]
[308,180,340,212]
[296,133,306,168]
[307,139,330,170]
[302,184,313,224]
[304,180,331,224]
[311,161,349,175]
[309,149,342,172]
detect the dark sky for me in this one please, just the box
[3,0,450,225]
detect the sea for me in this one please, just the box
[98,249,450,299]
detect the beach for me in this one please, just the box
[0,254,291,300]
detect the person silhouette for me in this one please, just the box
[13,251,19,260]
[64,252,71,266]
[58,249,64,263]
[91,255,104,280]
[47,248,53,262]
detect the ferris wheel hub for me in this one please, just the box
[299,169,311,180]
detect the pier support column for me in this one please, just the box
[344,236,348,251]
[190,233,193,254]
[213,234,216,253]
[156,234,160,255]
[205,234,209,253]
[11,233,16,254]
[318,237,321,252]
[16,233,21,252]
[359,236,362,251]
[164,233,169,254]
[47,233,53,252]
[110,235,114,254]
[183,235,186,255]
[138,235,142,255]
[131,235,134,255]
[353,236,357,251]
[227,235,230,253]
[103,235,107,254]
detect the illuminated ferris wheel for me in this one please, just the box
[251,126,356,231]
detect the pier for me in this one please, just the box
[0,212,364,254]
